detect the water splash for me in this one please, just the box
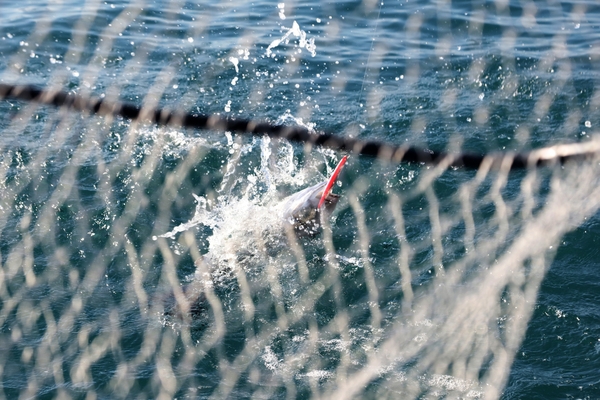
[266,21,317,58]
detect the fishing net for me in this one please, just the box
[1,0,599,398]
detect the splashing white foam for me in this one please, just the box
[266,21,317,58]
[157,135,330,286]
[229,56,239,73]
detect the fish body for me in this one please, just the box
[281,180,340,235]
[281,155,348,236]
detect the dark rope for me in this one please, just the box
[1,83,598,170]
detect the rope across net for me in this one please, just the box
[0,0,599,398]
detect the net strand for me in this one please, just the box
[2,1,600,398]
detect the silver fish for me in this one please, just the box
[281,155,348,235]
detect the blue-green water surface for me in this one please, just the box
[1,0,600,398]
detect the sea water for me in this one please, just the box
[0,0,599,398]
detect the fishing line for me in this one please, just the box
[356,0,384,121]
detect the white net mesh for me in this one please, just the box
[1,0,600,398]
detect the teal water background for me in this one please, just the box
[1,0,600,398]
